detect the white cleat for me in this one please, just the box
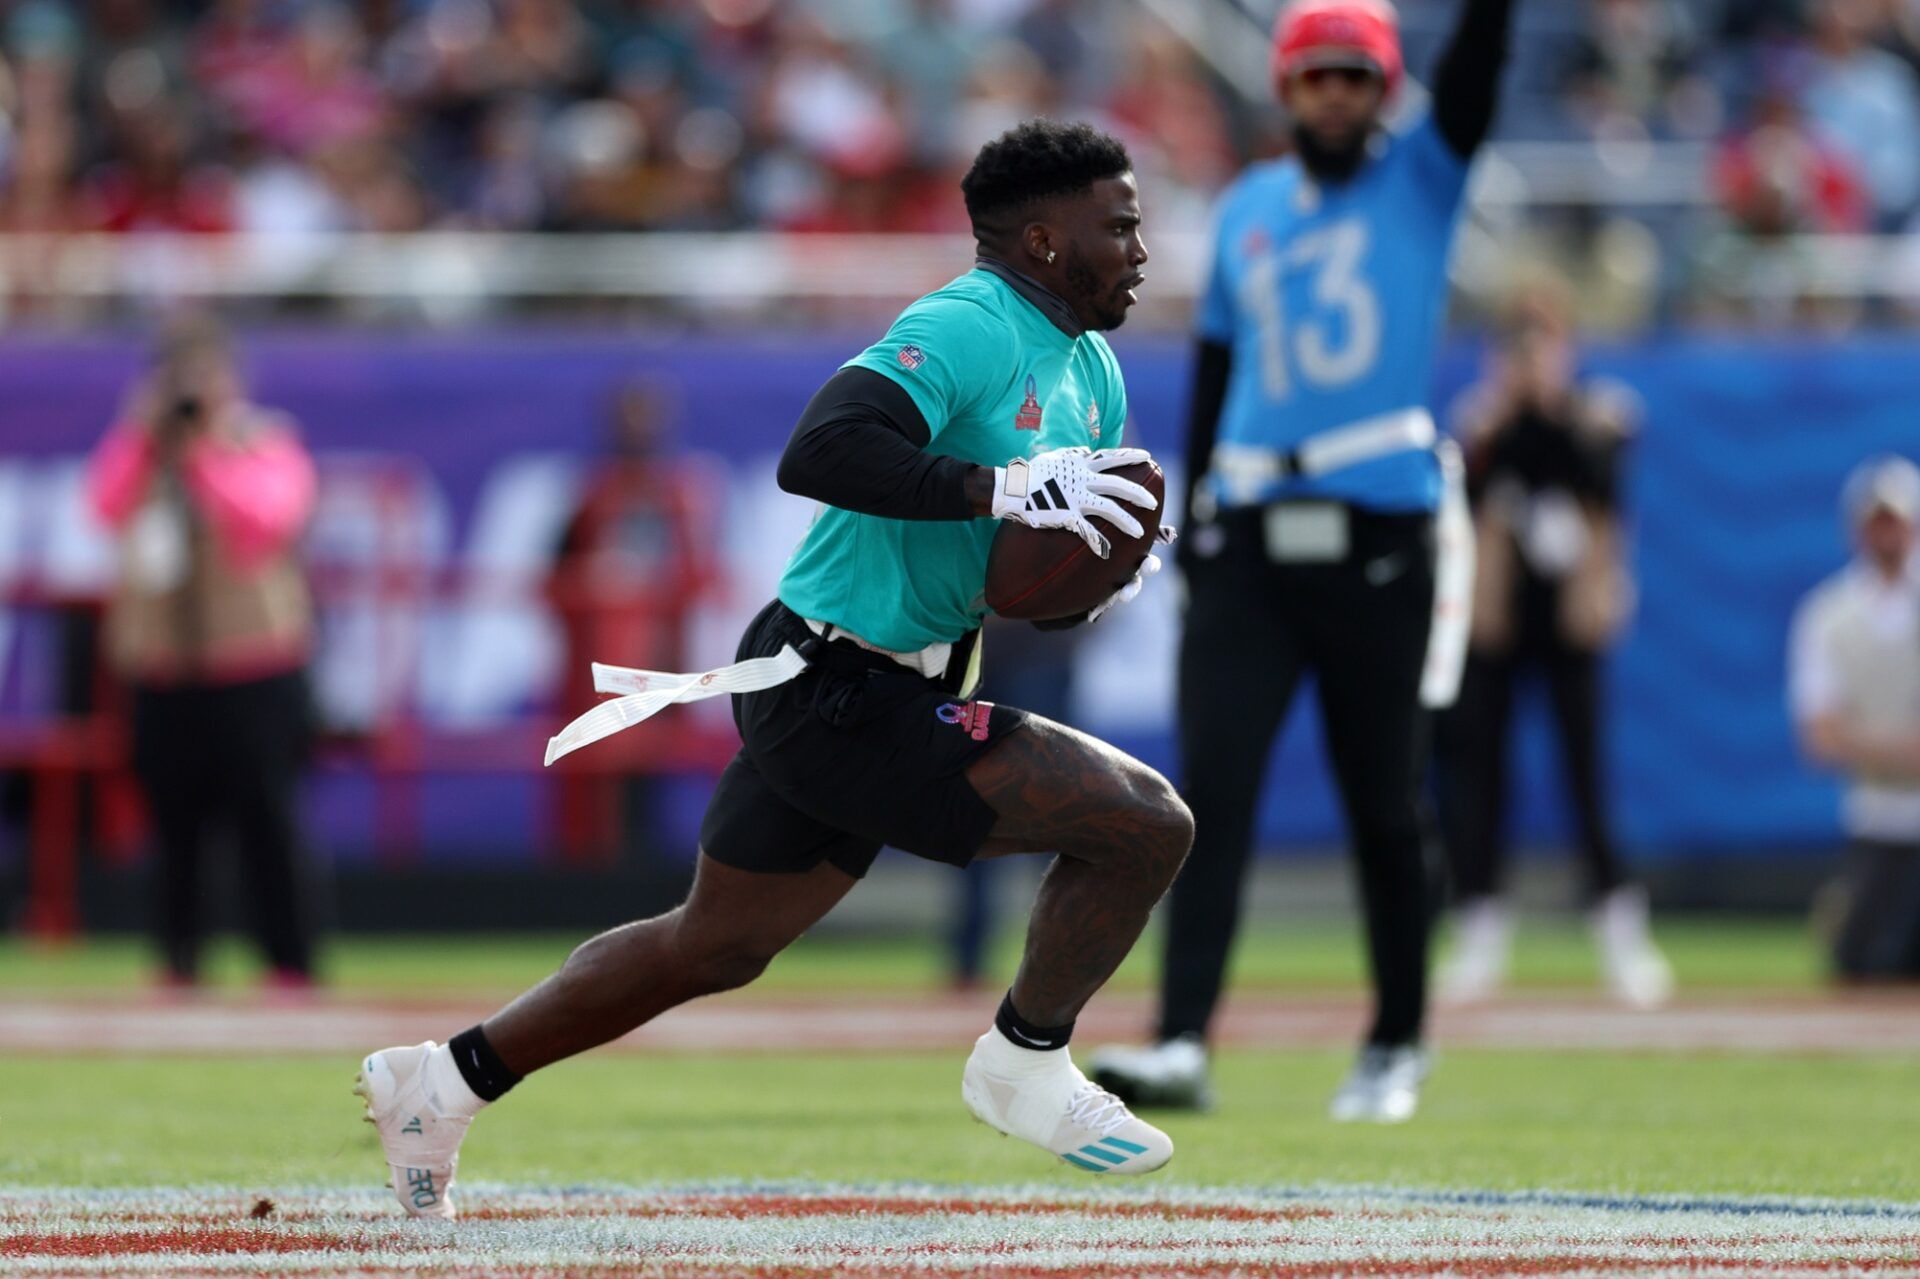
[354,1041,471,1219]
[1328,1044,1430,1124]
[1436,898,1514,1006]
[1088,1036,1213,1111]
[962,1030,1173,1175]
[1594,886,1675,1009]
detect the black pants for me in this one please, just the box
[130,668,316,980]
[1164,503,1438,1049]
[1434,591,1626,906]
[1833,840,1920,979]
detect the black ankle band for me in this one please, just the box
[449,1025,522,1101]
[995,992,1074,1052]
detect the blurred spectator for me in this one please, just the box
[9,0,1920,328]
[1789,456,1920,981]
[79,97,235,233]
[1694,88,1867,326]
[1103,22,1236,222]
[882,0,972,167]
[546,377,719,864]
[1800,0,1920,229]
[1433,279,1674,1009]
[85,313,320,992]
[1716,0,1806,46]
[1013,0,1100,100]
[1712,88,1869,235]
[752,15,907,228]
[1562,0,1717,139]
[225,2,387,158]
[0,110,77,233]
[192,0,284,118]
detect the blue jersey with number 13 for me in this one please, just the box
[1197,112,1470,514]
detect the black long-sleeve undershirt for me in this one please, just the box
[776,367,978,520]
[1431,0,1518,159]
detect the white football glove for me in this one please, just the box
[1088,524,1179,622]
[990,446,1158,559]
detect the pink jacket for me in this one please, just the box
[87,413,317,683]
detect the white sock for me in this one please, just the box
[423,1042,490,1119]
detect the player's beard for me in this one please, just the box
[1064,250,1130,332]
[1293,123,1371,184]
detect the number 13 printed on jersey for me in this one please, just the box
[1239,216,1383,402]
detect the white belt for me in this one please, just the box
[1211,408,1437,506]
[803,617,951,681]
[543,616,955,767]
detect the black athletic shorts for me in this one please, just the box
[698,600,1027,878]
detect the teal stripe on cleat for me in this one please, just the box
[1062,1152,1108,1172]
[1099,1136,1150,1155]
[1078,1145,1130,1165]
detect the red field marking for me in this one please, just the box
[462,1192,1347,1225]
[3,1225,353,1257]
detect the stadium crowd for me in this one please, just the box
[0,0,1917,320]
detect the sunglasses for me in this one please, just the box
[1298,66,1381,89]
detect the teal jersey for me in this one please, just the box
[778,268,1129,651]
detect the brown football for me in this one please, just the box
[985,460,1164,621]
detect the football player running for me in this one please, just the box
[354,120,1187,1218]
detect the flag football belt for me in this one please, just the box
[543,613,980,767]
[1210,407,1437,505]
[801,617,950,680]
[543,647,808,767]
[1421,438,1474,712]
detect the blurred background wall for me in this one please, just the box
[3,0,1919,931]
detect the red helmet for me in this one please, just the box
[1272,0,1403,98]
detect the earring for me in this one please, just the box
[1047,250,1057,264]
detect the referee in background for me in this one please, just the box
[1093,0,1517,1123]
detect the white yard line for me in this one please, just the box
[4,1185,1918,1278]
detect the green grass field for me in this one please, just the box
[7,1049,1916,1200]
[3,917,1916,1205]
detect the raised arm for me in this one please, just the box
[1431,0,1520,160]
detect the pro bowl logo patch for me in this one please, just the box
[896,344,925,371]
[1085,399,1101,442]
[1014,375,1043,431]
[936,700,995,742]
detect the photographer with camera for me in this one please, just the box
[87,314,321,993]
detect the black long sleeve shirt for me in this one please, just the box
[776,367,978,520]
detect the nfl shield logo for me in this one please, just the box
[897,344,925,370]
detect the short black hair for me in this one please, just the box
[961,119,1132,235]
